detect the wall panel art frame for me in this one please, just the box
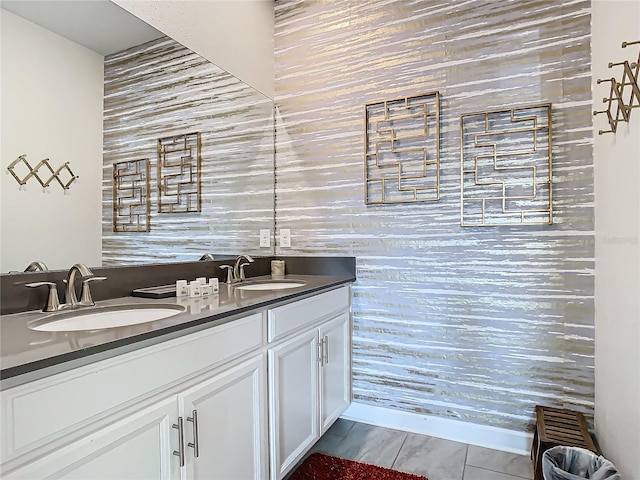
[460,103,553,227]
[113,158,150,232]
[364,91,440,205]
[157,132,202,213]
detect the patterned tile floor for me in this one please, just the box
[295,420,534,480]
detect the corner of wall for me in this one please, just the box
[592,1,640,476]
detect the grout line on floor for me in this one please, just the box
[333,432,347,454]
[461,443,470,480]
[341,420,355,438]
[390,431,409,470]
[464,465,533,480]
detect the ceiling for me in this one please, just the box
[1,0,163,56]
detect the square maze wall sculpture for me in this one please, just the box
[157,132,202,213]
[460,103,553,227]
[364,92,440,205]
[113,159,150,232]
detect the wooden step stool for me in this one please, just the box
[531,406,598,480]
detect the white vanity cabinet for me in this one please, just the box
[3,397,180,479]
[267,286,352,480]
[0,283,352,480]
[268,328,321,478]
[319,312,351,432]
[179,355,267,480]
[1,312,267,480]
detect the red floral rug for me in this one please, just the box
[288,452,428,480]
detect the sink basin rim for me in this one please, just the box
[29,303,185,332]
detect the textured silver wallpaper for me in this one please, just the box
[274,0,593,431]
[103,37,274,265]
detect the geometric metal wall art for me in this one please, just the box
[157,132,202,213]
[593,40,640,135]
[7,154,78,191]
[364,91,440,204]
[460,103,553,227]
[113,159,150,232]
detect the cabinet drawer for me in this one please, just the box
[1,312,263,463]
[2,397,178,479]
[267,287,350,343]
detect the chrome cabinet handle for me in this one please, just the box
[317,338,324,367]
[187,410,200,458]
[323,335,329,364]
[173,417,185,467]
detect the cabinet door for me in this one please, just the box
[3,397,179,480]
[268,329,320,480]
[180,355,267,480]
[320,312,352,433]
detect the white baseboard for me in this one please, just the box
[341,402,533,456]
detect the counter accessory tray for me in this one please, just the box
[131,284,177,299]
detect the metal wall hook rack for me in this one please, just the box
[7,154,78,190]
[593,40,640,135]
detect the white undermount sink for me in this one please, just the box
[234,280,307,291]
[29,304,185,332]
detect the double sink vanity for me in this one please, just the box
[0,256,356,480]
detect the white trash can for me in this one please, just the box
[542,446,621,480]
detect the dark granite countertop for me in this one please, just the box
[1,274,354,388]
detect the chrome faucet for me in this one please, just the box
[219,254,255,284]
[233,254,254,282]
[199,253,215,261]
[26,263,106,312]
[65,263,94,307]
[24,261,48,272]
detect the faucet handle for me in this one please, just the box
[238,262,251,281]
[80,276,107,306]
[25,281,60,312]
[219,265,234,284]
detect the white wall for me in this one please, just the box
[0,9,103,272]
[593,1,640,478]
[113,0,274,99]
